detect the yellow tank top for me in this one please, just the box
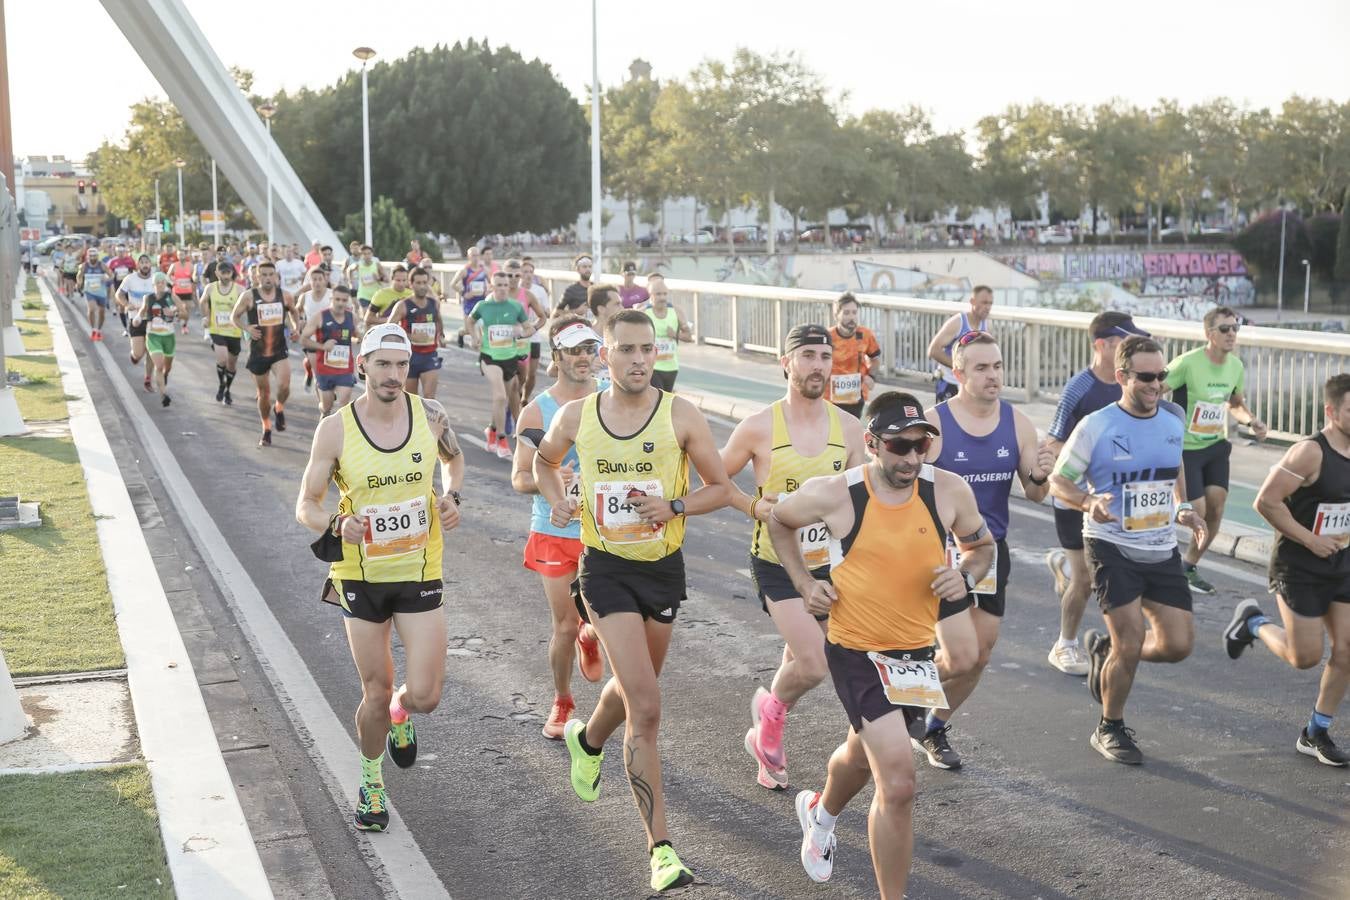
[751,401,847,566]
[577,390,688,561]
[828,465,947,652]
[330,393,443,583]
[205,283,242,337]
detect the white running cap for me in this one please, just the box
[359,323,412,358]
[552,321,602,350]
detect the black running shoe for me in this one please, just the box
[913,725,962,770]
[386,717,418,769]
[1224,599,1262,660]
[161,394,171,407]
[1091,720,1142,765]
[1297,728,1350,767]
[216,384,225,403]
[274,408,286,432]
[258,429,272,448]
[1085,629,1110,704]
[354,783,390,832]
[223,390,233,406]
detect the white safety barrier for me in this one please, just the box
[423,263,1345,444]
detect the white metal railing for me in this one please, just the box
[424,263,1345,443]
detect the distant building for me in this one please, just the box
[17,156,105,235]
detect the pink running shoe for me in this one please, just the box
[745,687,789,789]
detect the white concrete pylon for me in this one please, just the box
[2,324,23,356]
[0,385,24,437]
[0,646,30,744]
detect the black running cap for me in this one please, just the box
[868,396,940,437]
[784,323,831,352]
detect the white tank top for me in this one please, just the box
[302,288,331,321]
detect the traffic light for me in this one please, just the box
[77,180,86,194]
[91,181,98,194]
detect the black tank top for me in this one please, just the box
[246,287,288,358]
[1272,432,1350,578]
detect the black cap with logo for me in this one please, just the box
[784,323,832,353]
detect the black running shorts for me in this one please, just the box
[1182,440,1232,499]
[246,352,288,376]
[210,334,241,356]
[1084,538,1192,613]
[322,578,444,623]
[1270,572,1350,618]
[825,640,932,733]
[577,547,684,624]
[479,352,519,383]
[750,556,829,621]
[650,370,678,392]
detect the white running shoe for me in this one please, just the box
[795,790,836,883]
[1047,642,1089,676]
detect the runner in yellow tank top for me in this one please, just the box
[720,323,866,790]
[199,261,243,406]
[532,309,732,892]
[296,323,465,834]
[769,390,991,897]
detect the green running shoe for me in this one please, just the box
[564,719,602,802]
[1186,566,1216,595]
[354,783,390,832]
[386,717,417,768]
[650,844,694,892]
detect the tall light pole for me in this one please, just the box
[210,158,221,247]
[258,102,276,246]
[1302,258,1311,315]
[590,0,602,267]
[1276,200,1287,321]
[173,157,186,243]
[353,47,376,248]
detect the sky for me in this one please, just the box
[10,0,1350,160]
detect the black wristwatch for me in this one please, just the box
[669,498,686,516]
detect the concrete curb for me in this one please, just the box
[38,277,272,899]
[678,384,1275,570]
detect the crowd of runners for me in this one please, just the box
[41,242,1350,896]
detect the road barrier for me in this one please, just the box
[424,264,1345,444]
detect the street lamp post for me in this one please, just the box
[210,158,221,247]
[590,0,601,267]
[258,102,276,246]
[1276,202,1287,321]
[353,47,377,248]
[1302,258,1311,315]
[173,157,186,244]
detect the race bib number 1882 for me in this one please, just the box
[1122,480,1174,532]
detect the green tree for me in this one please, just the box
[338,196,415,260]
[1336,189,1350,282]
[596,70,666,243]
[272,41,588,251]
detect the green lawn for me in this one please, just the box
[0,764,173,899]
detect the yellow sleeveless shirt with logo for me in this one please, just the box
[205,283,242,337]
[577,390,688,561]
[751,401,848,567]
[330,393,443,583]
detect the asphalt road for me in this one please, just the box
[70,301,1349,900]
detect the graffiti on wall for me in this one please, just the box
[853,261,970,295]
[996,250,1254,307]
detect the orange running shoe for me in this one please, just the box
[575,621,603,683]
[542,694,575,740]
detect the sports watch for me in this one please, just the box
[669,498,686,516]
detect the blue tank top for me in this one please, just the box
[938,313,989,381]
[935,400,1019,540]
[530,392,582,538]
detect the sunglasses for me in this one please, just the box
[561,342,599,356]
[958,330,995,346]
[872,433,932,457]
[1126,369,1168,383]
[1214,324,1240,334]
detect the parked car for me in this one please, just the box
[800,223,872,244]
[677,227,716,245]
[635,231,659,248]
[1038,226,1074,245]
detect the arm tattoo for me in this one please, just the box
[424,401,461,461]
[625,741,656,832]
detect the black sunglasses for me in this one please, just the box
[561,342,599,356]
[1215,324,1240,334]
[1126,369,1168,383]
[872,433,932,457]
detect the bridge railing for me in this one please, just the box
[426,264,1345,443]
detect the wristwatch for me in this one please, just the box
[961,569,978,593]
[1175,501,1193,522]
[669,498,686,516]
